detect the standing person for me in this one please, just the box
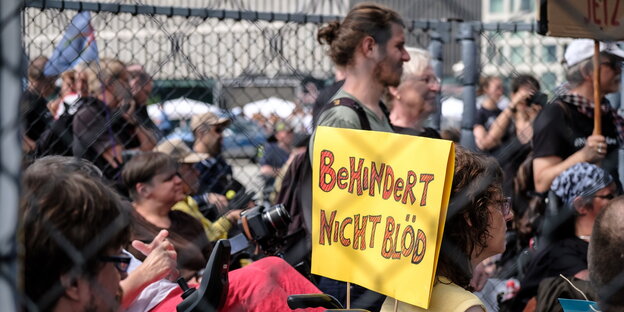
[382,147,512,312]
[388,47,441,138]
[532,39,624,193]
[72,58,131,181]
[21,56,57,153]
[312,3,410,310]
[474,74,543,195]
[126,64,161,151]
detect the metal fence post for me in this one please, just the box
[459,22,477,150]
[1,0,23,310]
[428,25,444,131]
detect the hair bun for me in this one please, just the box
[317,20,341,45]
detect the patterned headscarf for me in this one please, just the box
[551,162,613,208]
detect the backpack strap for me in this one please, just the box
[321,97,393,131]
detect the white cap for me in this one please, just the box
[564,39,624,67]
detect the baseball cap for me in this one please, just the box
[190,112,231,132]
[564,39,624,67]
[154,138,209,163]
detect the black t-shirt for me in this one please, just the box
[72,97,123,181]
[393,125,441,139]
[21,89,51,141]
[512,236,588,309]
[475,106,503,129]
[532,99,620,182]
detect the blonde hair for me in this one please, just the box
[81,58,127,97]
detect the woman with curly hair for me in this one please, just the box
[382,147,513,312]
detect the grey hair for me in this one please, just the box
[565,58,593,88]
[402,47,432,79]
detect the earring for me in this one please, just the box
[396,95,401,101]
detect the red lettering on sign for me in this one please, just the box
[419,174,435,206]
[319,209,336,245]
[319,150,336,192]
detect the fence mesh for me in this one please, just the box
[9,1,624,311]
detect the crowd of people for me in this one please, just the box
[17,2,624,312]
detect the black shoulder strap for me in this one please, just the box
[320,97,393,131]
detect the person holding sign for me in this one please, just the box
[532,39,624,193]
[313,3,411,311]
[381,147,512,312]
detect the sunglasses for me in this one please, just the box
[601,61,621,71]
[593,193,617,200]
[99,254,131,273]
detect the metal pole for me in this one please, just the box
[459,22,477,150]
[428,29,443,131]
[0,0,24,310]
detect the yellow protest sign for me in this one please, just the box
[538,0,624,40]
[311,126,455,309]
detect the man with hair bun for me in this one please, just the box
[312,3,410,310]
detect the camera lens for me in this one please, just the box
[262,204,291,233]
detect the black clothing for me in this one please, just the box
[511,236,588,310]
[533,99,620,185]
[72,97,123,181]
[393,125,441,139]
[21,89,51,141]
[312,80,345,127]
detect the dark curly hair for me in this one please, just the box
[436,147,503,290]
[317,2,404,66]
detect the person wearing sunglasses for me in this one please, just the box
[382,147,513,312]
[22,169,131,312]
[532,39,624,195]
[190,112,233,210]
[511,162,617,310]
[22,155,179,311]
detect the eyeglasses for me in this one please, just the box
[601,61,621,71]
[413,75,441,86]
[99,255,131,273]
[593,193,617,200]
[494,197,512,217]
[213,126,225,134]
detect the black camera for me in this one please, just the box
[239,203,291,254]
[528,91,548,106]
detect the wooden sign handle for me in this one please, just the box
[593,40,602,136]
[346,281,351,309]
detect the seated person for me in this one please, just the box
[589,196,624,311]
[382,147,512,312]
[22,168,131,312]
[155,138,242,241]
[22,155,179,310]
[510,162,617,309]
[122,152,213,281]
[260,120,294,178]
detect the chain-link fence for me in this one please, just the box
[9,0,624,311]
